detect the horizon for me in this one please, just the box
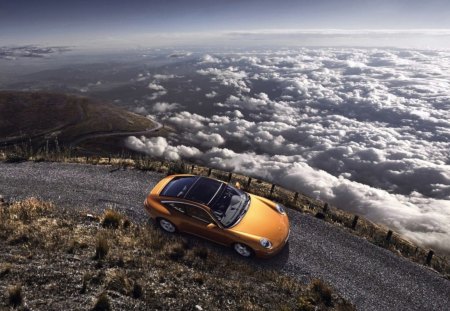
[2,0,450,49]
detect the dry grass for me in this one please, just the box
[92,292,111,311]
[7,284,23,307]
[94,234,109,260]
[101,209,122,229]
[0,198,353,310]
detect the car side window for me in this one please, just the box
[185,206,213,224]
[163,202,187,214]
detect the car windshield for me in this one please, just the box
[160,176,197,197]
[209,184,250,228]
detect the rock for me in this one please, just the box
[86,213,99,221]
[195,305,203,311]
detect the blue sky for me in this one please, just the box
[1,0,450,47]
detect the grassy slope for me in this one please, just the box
[0,91,155,146]
[0,198,354,311]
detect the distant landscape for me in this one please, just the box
[0,91,163,154]
[1,46,449,255]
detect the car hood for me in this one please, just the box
[231,194,289,245]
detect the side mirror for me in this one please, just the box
[207,223,217,229]
[235,182,241,189]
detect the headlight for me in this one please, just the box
[275,203,286,214]
[260,238,272,249]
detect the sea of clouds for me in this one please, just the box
[126,48,450,254]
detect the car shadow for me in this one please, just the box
[149,220,291,267]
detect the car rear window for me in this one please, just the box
[160,176,197,197]
[185,177,222,205]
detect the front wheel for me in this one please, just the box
[233,243,254,257]
[158,218,177,233]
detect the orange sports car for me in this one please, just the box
[144,174,290,257]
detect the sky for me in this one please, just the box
[1,0,450,48]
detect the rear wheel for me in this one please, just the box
[158,218,176,233]
[233,243,254,257]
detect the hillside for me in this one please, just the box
[0,198,353,310]
[0,91,162,153]
[0,160,448,311]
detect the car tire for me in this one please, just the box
[158,218,177,233]
[233,243,254,257]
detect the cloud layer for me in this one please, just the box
[127,48,450,254]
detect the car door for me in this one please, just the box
[167,202,233,246]
[160,201,192,231]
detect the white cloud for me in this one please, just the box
[148,82,165,91]
[167,111,208,129]
[152,102,181,112]
[125,136,201,161]
[153,74,176,80]
[197,66,250,93]
[133,106,149,114]
[194,131,225,147]
[129,47,450,254]
[201,54,221,63]
[205,91,218,98]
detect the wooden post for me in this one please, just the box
[190,165,195,173]
[323,202,329,213]
[207,168,212,176]
[426,250,434,265]
[269,184,276,198]
[351,215,359,230]
[385,230,393,243]
[108,155,111,164]
[293,192,299,204]
[246,177,252,188]
[227,172,233,182]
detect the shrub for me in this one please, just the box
[310,279,333,307]
[0,263,12,277]
[92,292,111,311]
[297,296,314,311]
[105,270,132,295]
[167,161,188,175]
[8,284,23,307]
[132,282,143,299]
[193,247,208,260]
[5,153,27,163]
[167,244,186,261]
[94,235,109,260]
[101,209,122,229]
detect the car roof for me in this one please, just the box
[160,175,224,206]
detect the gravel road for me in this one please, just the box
[1,161,449,310]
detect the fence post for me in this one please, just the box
[269,184,276,198]
[207,168,212,176]
[351,215,359,230]
[426,250,434,265]
[385,230,393,243]
[190,165,195,173]
[108,155,111,164]
[227,172,233,182]
[323,202,329,213]
[246,177,252,188]
[293,192,299,204]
